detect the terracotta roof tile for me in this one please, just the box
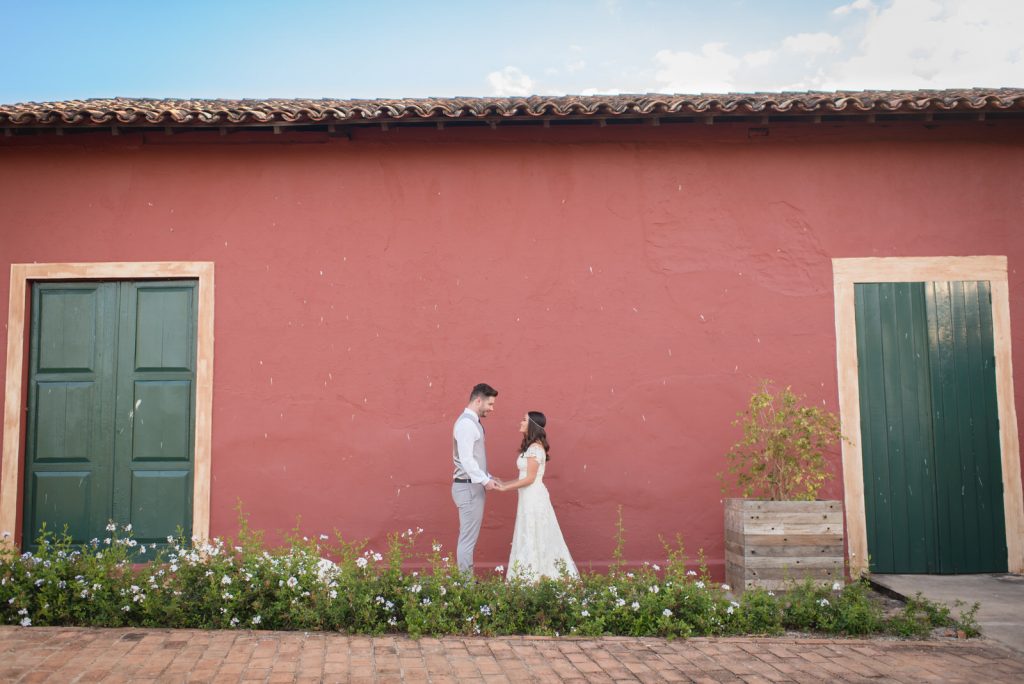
[2,89,1022,128]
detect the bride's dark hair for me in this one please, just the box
[519,411,551,461]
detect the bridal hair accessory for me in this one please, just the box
[529,414,546,429]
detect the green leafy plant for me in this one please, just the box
[0,511,978,640]
[722,380,843,500]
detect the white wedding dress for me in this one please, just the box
[506,443,579,581]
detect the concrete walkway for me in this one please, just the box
[871,573,1024,655]
[2,626,1023,683]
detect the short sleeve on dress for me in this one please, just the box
[524,444,545,460]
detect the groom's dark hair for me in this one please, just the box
[469,383,498,401]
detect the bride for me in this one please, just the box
[497,411,578,581]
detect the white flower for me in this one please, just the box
[372,552,383,562]
[409,584,422,594]
[631,601,640,611]
[17,608,27,616]
[319,534,329,541]
[329,590,338,599]
[221,575,232,585]
[252,615,263,625]
[649,585,659,594]
[103,538,111,545]
[652,564,661,571]
[19,617,31,627]
[695,581,705,589]
[385,601,394,610]
[222,592,233,600]
[34,579,44,587]
[167,536,175,544]
[480,605,491,616]
[229,617,239,627]
[616,598,626,607]
[721,584,731,591]
[726,605,734,615]
[130,585,141,594]
[387,617,398,626]
[832,581,843,591]
[662,608,672,617]
[686,570,697,576]
[286,576,298,588]
[121,605,131,612]
[124,523,132,532]
[375,596,386,604]
[421,598,432,606]
[819,598,830,607]
[767,591,775,597]
[581,610,590,617]
[432,543,442,552]
[106,523,117,532]
[169,564,178,572]
[356,557,368,568]
[439,586,447,596]
[626,572,634,578]
[495,565,504,573]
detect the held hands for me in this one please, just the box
[486,478,509,492]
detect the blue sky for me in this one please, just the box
[2,0,1021,102]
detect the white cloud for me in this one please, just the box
[743,50,777,68]
[486,67,535,96]
[822,0,1024,89]
[782,32,842,55]
[654,42,742,93]
[833,0,876,16]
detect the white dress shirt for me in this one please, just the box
[454,408,492,485]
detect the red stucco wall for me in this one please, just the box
[2,121,1023,576]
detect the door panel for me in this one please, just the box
[113,282,196,546]
[926,281,1007,573]
[24,283,116,546]
[24,280,196,550]
[855,282,938,573]
[856,280,1007,574]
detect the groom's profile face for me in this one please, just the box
[476,396,496,418]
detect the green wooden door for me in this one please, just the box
[855,281,1007,574]
[23,281,197,549]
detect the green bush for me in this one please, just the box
[0,516,977,639]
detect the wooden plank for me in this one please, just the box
[991,279,1024,573]
[746,578,835,591]
[744,533,842,546]
[0,265,28,550]
[742,523,842,535]
[746,565,840,580]
[740,544,845,558]
[741,512,844,524]
[833,256,1007,284]
[733,500,842,514]
[742,556,843,569]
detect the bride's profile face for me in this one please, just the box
[518,414,528,434]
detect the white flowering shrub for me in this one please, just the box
[0,514,977,639]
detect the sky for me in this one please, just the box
[2,0,1022,103]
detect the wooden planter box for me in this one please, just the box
[725,499,844,593]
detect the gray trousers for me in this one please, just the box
[452,482,486,573]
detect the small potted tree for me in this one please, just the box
[721,380,845,593]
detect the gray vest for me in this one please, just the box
[452,413,487,480]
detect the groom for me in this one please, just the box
[452,383,501,574]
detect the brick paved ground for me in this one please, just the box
[1,627,1022,683]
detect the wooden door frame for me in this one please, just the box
[1,262,214,550]
[833,256,1024,576]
